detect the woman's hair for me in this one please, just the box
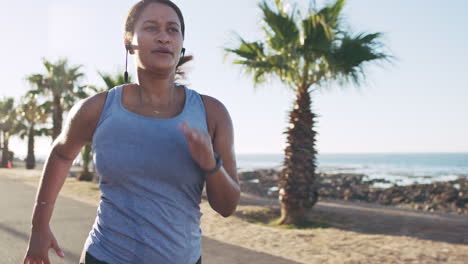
[124,0,193,78]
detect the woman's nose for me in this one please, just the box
[155,32,170,44]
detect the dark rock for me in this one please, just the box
[237,169,468,215]
[392,196,405,204]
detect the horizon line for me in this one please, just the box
[236,151,468,155]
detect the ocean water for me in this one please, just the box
[236,153,468,186]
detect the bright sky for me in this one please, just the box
[1,0,467,159]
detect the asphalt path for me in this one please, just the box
[0,175,302,264]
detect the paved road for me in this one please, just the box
[0,175,302,264]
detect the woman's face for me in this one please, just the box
[131,3,183,73]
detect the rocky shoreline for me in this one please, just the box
[238,169,468,215]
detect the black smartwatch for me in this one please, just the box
[202,152,223,175]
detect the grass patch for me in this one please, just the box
[61,177,101,205]
[234,206,332,230]
[1,166,101,206]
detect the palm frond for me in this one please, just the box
[327,32,389,85]
[63,94,78,109]
[42,59,54,74]
[317,0,345,29]
[74,89,90,100]
[225,36,266,61]
[15,123,29,139]
[98,71,129,90]
[116,74,128,86]
[0,97,18,133]
[39,101,53,114]
[36,127,52,137]
[84,85,99,93]
[301,14,334,59]
[98,72,115,89]
[226,32,302,89]
[26,74,47,92]
[259,0,300,51]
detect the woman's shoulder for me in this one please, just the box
[64,91,109,137]
[199,94,228,115]
[72,91,109,121]
[199,94,233,135]
[55,90,110,148]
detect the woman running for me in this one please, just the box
[24,1,240,263]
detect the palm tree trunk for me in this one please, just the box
[82,144,90,174]
[77,143,94,181]
[26,124,36,169]
[1,132,10,168]
[279,86,319,225]
[52,95,63,140]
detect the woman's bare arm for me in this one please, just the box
[201,95,240,217]
[30,92,107,230]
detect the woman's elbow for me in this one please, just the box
[220,196,240,217]
[219,206,238,218]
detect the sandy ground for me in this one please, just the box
[3,166,468,264]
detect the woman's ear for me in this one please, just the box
[124,39,135,55]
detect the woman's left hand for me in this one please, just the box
[177,121,216,171]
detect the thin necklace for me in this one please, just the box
[138,84,176,114]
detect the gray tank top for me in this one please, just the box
[83,85,206,264]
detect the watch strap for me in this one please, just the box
[202,152,223,174]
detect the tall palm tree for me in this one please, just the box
[17,95,49,169]
[78,71,131,181]
[26,58,85,141]
[0,98,21,168]
[225,0,391,224]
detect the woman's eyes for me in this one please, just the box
[144,26,179,33]
[145,26,157,32]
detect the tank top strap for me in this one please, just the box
[95,85,121,129]
[184,87,208,132]
[186,87,202,111]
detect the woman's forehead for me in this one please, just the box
[137,2,181,26]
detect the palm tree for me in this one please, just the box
[17,95,49,169]
[225,0,391,224]
[77,71,131,181]
[26,58,85,141]
[0,98,21,168]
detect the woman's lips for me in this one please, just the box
[152,49,173,56]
